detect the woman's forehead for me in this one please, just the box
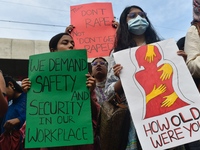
[129,8,142,13]
[94,58,106,62]
[60,35,73,40]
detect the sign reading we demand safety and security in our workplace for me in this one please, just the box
[70,2,116,58]
[25,50,93,148]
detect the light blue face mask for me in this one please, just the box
[128,15,149,35]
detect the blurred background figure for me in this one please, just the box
[0,70,7,117]
[0,75,26,150]
[91,57,108,105]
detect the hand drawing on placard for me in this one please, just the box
[130,44,193,119]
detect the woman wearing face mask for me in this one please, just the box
[105,5,161,150]
[105,5,188,150]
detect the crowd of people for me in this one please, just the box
[0,0,200,150]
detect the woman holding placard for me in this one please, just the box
[21,32,100,150]
[105,5,162,150]
[105,4,189,150]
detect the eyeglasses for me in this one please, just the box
[91,61,107,66]
[127,12,147,18]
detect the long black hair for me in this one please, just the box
[114,5,162,52]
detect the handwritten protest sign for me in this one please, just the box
[25,50,93,148]
[113,39,200,150]
[70,2,116,58]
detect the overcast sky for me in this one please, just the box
[0,0,192,42]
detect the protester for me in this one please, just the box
[104,5,189,150]
[0,70,7,117]
[185,0,200,78]
[1,75,26,133]
[184,0,200,93]
[91,57,108,104]
[181,0,200,149]
[176,36,200,93]
[21,32,100,150]
[0,75,26,149]
[104,5,162,150]
[175,35,200,150]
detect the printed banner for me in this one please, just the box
[25,50,93,148]
[70,2,116,58]
[113,39,200,150]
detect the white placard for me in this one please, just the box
[113,39,200,150]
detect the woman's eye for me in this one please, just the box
[62,40,69,45]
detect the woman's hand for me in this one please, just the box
[3,118,20,132]
[112,20,119,29]
[177,50,187,62]
[65,25,75,33]
[113,64,123,78]
[86,73,96,92]
[21,78,31,93]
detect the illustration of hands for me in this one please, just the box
[146,84,166,103]
[158,63,173,81]
[161,92,178,107]
[145,45,156,63]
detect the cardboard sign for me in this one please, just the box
[25,50,93,148]
[70,2,116,58]
[113,39,200,150]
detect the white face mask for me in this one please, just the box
[128,15,149,35]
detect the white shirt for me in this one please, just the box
[185,25,200,78]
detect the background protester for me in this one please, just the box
[1,76,26,134]
[181,0,200,149]
[91,57,108,104]
[185,0,200,78]
[177,36,200,92]
[0,70,7,117]
[0,75,26,150]
[184,0,200,93]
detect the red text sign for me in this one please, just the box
[70,2,116,58]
